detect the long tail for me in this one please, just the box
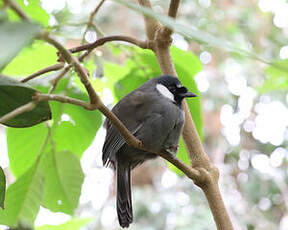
[116,160,133,228]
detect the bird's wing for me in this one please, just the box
[102,90,150,166]
[102,120,142,166]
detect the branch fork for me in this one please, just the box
[2,1,235,229]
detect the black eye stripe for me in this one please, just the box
[176,86,187,93]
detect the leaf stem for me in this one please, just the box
[0,101,37,124]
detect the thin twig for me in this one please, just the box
[40,33,99,105]
[4,0,203,190]
[161,0,181,37]
[3,0,31,22]
[49,64,72,93]
[0,101,37,124]
[70,35,149,54]
[34,93,97,110]
[49,52,90,94]
[21,63,65,83]
[138,0,160,40]
[82,0,106,43]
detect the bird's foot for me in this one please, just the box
[165,145,179,154]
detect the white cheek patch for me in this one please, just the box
[156,84,175,101]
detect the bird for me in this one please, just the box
[102,75,197,228]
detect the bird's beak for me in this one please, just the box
[177,87,197,98]
[183,91,197,98]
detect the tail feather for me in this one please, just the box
[117,161,133,228]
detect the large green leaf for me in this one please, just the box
[7,78,101,177]
[172,47,203,139]
[0,22,40,70]
[103,61,132,98]
[170,47,202,175]
[114,68,148,99]
[3,41,58,77]
[8,0,49,26]
[7,123,48,177]
[0,164,43,227]
[49,89,102,158]
[0,76,52,127]
[40,151,84,215]
[0,167,5,209]
[258,59,288,93]
[36,218,93,230]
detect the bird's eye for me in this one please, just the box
[168,85,176,92]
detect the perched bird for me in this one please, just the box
[102,75,197,228]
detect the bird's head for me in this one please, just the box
[155,75,197,105]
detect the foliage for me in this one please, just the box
[0,164,43,227]
[0,75,51,127]
[7,0,49,26]
[3,41,58,77]
[0,21,40,70]
[0,2,203,226]
[258,59,288,93]
[35,218,93,230]
[0,167,5,209]
[0,0,288,229]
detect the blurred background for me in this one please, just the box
[1,0,288,229]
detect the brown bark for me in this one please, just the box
[2,0,235,229]
[137,0,234,230]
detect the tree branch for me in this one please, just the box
[34,92,201,181]
[21,63,65,83]
[48,52,90,94]
[69,35,149,54]
[0,101,37,124]
[161,0,181,37]
[3,0,32,22]
[82,0,106,43]
[48,65,72,94]
[40,32,100,105]
[167,0,181,18]
[5,1,234,229]
[138,0,161,40]
[34,93,96,110]
[136,0,235,229]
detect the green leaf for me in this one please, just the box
[114,68,148,99]
[126,46,203,137]
[3,41,58,77]
[168,137,190,176]
[0,22,40,70]
[0,167,6,209]
[8,0,49,26]
[36,218,93,230]
[0,76,52,128]
[112,0,264,62]
[6,83,101,178]
[7,124,48,177]
[73,58,104,96]
[103,61,132,97]
[40,151,84,215]
[258,59,288,93]
[49,89,102,158]
[169,47,203,175]
[0,164,43,227]
[171,47,203,139]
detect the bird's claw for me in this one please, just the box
[165,145,179,154]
